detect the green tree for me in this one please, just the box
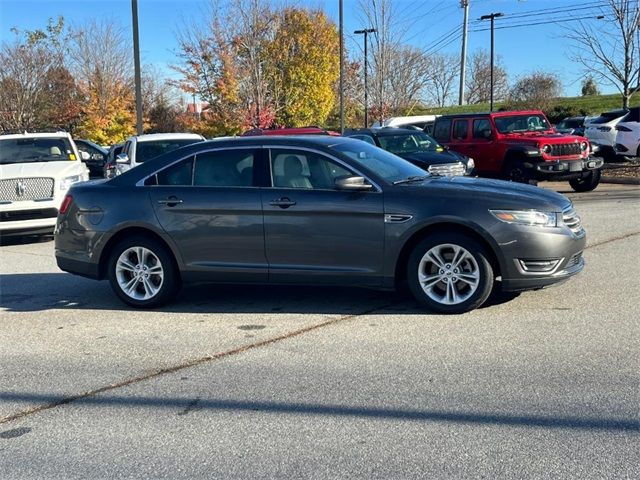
[581,76,600,96]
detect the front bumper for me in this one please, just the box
[533,156,603,175]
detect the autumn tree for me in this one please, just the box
[68,19,135,144]
[565,0,639,108]
[465,49,509,104]
[267,8,339,126]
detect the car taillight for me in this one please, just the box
[615,125,632,132]
[59,194,73,215]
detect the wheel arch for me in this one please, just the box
[97,225,182,281]
[394,221,503,288]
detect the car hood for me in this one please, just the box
[412,175,571,211]
[398,150,467,165]
[0,161,88,179]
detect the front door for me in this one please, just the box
[261,148,384,286]
[148,148,267,282]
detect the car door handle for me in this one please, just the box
[157,196,183,206]
[269,197,297,208]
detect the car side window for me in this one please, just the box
[433,119,452,143]
[473,119,492,140]
[351,135,376,146]
[453,120,469,140]
[153,157,194,186]
[193,149,255,187]
[270,149,354,190]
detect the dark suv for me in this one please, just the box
[55,136,586,314]
[345,128,474,176]
[433,111,604,192]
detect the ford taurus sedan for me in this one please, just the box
[55,136,586,314]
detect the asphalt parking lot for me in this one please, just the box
[1,182,638,479]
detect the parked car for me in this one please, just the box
[614,107,640,159]
[584,109,629,160]
[1,131,89,236]
[55,136,586,314]
[104,142,124,178]
[115,133,205,175]
[371,115,440,135]
[432,110,603,192]
[554,116,593,137]
[74,139,108,178]
[242,126,340,136]
[345,128,474,176]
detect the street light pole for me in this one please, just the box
[131,0,143,135]
[479,12,503,112]
[354,28,376,128]
[339,0,344,134]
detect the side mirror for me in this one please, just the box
[335,176,373,191]
[116,153,129,164]
[80,151,91,161]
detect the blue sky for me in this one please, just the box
[0,0,619,98]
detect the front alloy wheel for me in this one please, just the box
[108,236,179,308]
[407,233,494,314]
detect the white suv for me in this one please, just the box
[614,107,640,159]
[0,132,89,236]
[115,133,205,175]
[584,109,629,160]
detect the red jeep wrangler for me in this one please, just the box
[432,110,604,192]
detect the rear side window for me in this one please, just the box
[473,119,492,139]
[452,120,469,140]
[433,119,452,143]
[193,149,255,187]
[155,157,194,186]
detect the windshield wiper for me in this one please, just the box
[393,175,429,185]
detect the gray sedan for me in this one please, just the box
[54,136,585,313]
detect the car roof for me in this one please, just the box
[0,131,72,140]
[130,133,205,142]
[242,127,340,136]
[437,110,546,120]
[346,128,425,136]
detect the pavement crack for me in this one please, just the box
[586,231,640,249]
[0,302,399,425]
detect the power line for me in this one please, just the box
[469,1,610,24]
[470,14,609,33]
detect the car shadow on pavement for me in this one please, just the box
[1,391,638,432]
[0,273,517,314]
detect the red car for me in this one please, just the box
[242,126,340,136]
[432,110,604,192]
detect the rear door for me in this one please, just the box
[261,147,384,286]
[148,147,267,282]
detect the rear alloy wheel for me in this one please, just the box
[407,233,494,314]
[504,160,537,186]
[108,236,180,308]
[569,168,601,192]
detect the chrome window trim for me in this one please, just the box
[264,145,383,193]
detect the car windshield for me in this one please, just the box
[494,115,551,133]
[330,140,427,183]
[557,118,582,129]
[136,139,202,163]
[0,137,76,164]
[377,132,443,154]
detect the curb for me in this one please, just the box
[601,176,640,185]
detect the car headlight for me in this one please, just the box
[490,209,558,227]
[59,175,83,190]
[541,144,552,154]
[580,141,588,151]
[467,158,475,170]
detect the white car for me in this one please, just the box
[115,133,205,175]
[0,132,89,236]
[371,115,440,134]
[584,109,629,159]
[614,107,640,159]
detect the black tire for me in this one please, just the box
[406,233,494,314]
[569,168,601,192]
[503,159,537,186]
[107,235,180,308]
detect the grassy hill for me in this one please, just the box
[408,93,640,122]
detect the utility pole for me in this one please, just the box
[339,0,344,134]
[131,0,143,135]
[458,0,469,106]
[479,12,503,112]
[354,28,376,128]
